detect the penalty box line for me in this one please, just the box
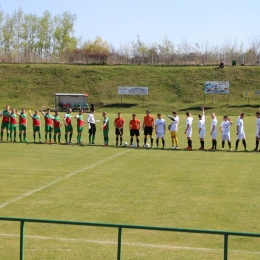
[0,233,259,255]
[0,149,130,210]
[0,120,196,210]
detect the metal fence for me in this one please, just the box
[0,51,260,66]
[0,216,260,260]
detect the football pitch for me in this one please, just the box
[0,113,260,259]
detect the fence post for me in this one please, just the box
[117,227,122,260]
[224,234,228,260]
[20,220,25,260]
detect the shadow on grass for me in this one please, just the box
[100,103,138,109]
[179,106,214,112]
[228,104,260,109]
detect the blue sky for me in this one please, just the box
[1,0,259,49]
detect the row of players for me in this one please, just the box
[0,105,260,151]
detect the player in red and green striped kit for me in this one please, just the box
[0,104,11,141]
[75,109,87,144]
[29,110,42,143]
[17,108,28,142]
[53,110,62,143]
[41,106,53,143]
[64,108,73,144]
[10,108,18,142]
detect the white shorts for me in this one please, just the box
[222,133,230,141]
[156,132,165,138]
[211,131,217,140]
[199,130,206,138]
[256,131,260,139]
[186,130,192,138]
[237,131,245,140]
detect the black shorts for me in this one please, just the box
[115,128,123,135]
[89,123,96,135]
[144,126,153,135]
[130,129,140,136]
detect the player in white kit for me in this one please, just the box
[209,112,218,150]
[253,111,260,151]
[235,113,248,151]
[184,112,193,150]
[167,111,179,149]
[198,106,205,150]
[155,113,166,149]
[220,115,232,151]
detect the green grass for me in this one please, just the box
[1,64,260,115]
[0,114,260,259]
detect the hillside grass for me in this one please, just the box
[0,64,260,115]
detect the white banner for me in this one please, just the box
[118,86,148,95]
[204,81,229,94]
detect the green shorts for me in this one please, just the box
[54,128,61,134]
[1,122,10,130]
[19,124,27,131]
[33,126,40,132]
[103,130,109,137]
[10,124,17,132]
[45,125,53,133]
[65,124,73,133]
[77,126,83,133]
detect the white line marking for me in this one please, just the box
[0,233,259,255]
[0,149,130,210]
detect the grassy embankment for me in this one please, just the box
[0,64,260,115]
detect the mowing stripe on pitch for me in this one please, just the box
[0,149,130,210]
[0,233,259,255]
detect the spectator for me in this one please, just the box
[219,61,224,68]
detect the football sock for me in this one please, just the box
[45,133,47,141]
[242,139,246,148]
[222,141,225,148]
[120,137,122,145]
[49,133,52,141]
[201,140,204,148]
[130,138,133,145]
[255,140,259,149]
[23,133,26,140]
[156,139,159,146]
[69,133,72,142]
[7,132,10,140]
[54,135,57,142]
[211,140,214,148]
[33,133,36,141]
[116,137,118,145]
[136,139,139,145]
[228,141,231,149]
[0,132,3,139]
[89,134,92,143]
[19,133,22,141]
[39,133,41,140]
[172,138,174,146]
[65,134,68,142]
[151,137,153,144]
[144,137,147,145]
[235,140,239,149]
[175,137,178,146]
[214,140,217,149]
[92,134,95,142]
[10,132,12,141]
[162,139,165,147]
[58,134,61,142]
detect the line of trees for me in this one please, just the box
[1,7,260,65]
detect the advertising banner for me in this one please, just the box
[204,81,229,94]
[243,90,260,97]
[118,86,148,95]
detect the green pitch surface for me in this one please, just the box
[0,114,260,259]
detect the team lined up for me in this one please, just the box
[1,104,260,151]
